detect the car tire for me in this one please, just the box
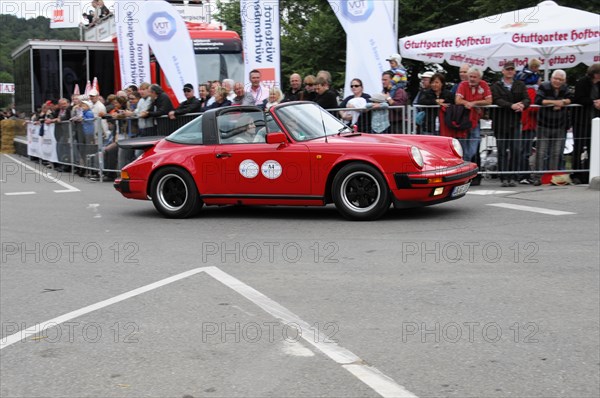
[332,163,390,221]
[150,167,203,218]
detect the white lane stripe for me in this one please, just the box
[4,192,36,196]
[3,154,80,193]
[1,266,417,398]
[467,190,516,195]
[0,267,208,350]
[203,266,417,398]
[344,365,418,398]
[487,203,576,216]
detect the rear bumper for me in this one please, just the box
[114,178,149,200]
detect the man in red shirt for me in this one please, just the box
[455,67,492,164]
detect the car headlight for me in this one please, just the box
[451,138,463,158]
[410,146,424,168]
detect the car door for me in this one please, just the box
[210,110,312,197]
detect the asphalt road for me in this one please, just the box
[1,153,599,398]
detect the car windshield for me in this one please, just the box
[274,102,348,141]
[165,115,203,145]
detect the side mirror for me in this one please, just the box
[266,131,288,145]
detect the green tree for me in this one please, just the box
[213,0,242,38]
[0,14,79,80]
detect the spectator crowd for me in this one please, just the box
[23,58,600,185]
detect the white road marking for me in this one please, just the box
[487,203,576,216]
[282,340,315,357]
[4,192,36,196]
[467,190,516,195]
[203,266,417,398]
[1,266,417,398]
[87,203,102,218]
[3,154,80,193]
[344,364,418,398]
[0,267,207,351]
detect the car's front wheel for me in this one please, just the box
[150,167,203,218]
[331,163,390,221]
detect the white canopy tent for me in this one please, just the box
[399,1,599,78]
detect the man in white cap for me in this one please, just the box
[411,71,435,134]
[413,71,434,105]
[88,89,109,141]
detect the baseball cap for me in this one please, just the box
[418,71,434,79]
[503,61,516,69]
[386,54,402,64]
[183,83,194,91]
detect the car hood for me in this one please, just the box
[307,134,464,169]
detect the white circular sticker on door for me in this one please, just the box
[239,159,259,179]
[261,160,283,180]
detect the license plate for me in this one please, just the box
[451,182,471,197]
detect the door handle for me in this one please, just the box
[216,152,232,159]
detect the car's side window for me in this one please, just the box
[166,115,203,145]
[218,111,267,144]
[266,114,281,133]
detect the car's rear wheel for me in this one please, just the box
[331,163,390,221]
[150,167,203,218]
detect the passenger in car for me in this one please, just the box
[233,115,266,143]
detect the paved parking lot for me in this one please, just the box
[1,154,599,397]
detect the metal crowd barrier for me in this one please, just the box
[333,103,593,182]
[24,104,595,183]
[25,112,203,182]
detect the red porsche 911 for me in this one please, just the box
[114,102,478,220]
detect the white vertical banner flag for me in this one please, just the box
[141,0,198,102]
[328,0,397,96]
[115,1,151,89]
[50,0,81,28]
[240,0,281,90]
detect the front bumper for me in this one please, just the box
[391,162,478,207]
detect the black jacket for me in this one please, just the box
[573,75,600,120]
[174,96,202,116]
[282,89,304,102]
[315,89,338,111]
[418,89,454,133]
[147,93,174,117]
[535,82,573,129]
[491,79,530,135]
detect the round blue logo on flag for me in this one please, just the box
[147,12,177,41]
[342,0,374,22]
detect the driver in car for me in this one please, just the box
[233,115,266,143]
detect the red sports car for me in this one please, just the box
[115,102,478,220]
